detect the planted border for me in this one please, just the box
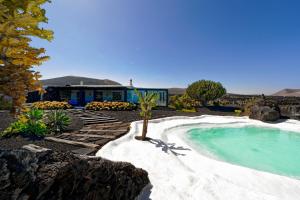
[85,102,137,111]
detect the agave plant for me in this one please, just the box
[46,109,71,134]
[134,89,158,140]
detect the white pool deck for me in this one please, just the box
[96,115,300,200]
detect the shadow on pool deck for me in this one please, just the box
[148,138,191,156]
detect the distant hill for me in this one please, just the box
[41,76,121,86]
[168,88,186,95]
[272,89,300,97]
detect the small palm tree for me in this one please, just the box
[134,89,158,140]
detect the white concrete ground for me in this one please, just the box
[96,115,300,200]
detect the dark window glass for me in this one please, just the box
[95,91,103,101]
[112,91,122,101]
[60,90,71,101]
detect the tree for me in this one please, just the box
[0,0,53,115]
[186,80,226,106]
[134,89,158,141]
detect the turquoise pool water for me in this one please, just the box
[187,126,300,178]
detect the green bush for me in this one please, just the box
[169,95,182,110]
[169,94,199,111]
[243,98,260,116]
[1,121,27,137]
[234,109,242,116]
[182,108,197,113]
[186,80,226,106]
[46,110,71,134]
[1,109,48,138]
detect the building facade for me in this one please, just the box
[27,85,168,107]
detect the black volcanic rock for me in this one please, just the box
[279,105,300,120]
[249,105,280,122]
[0,149,149,200]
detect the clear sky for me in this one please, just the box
[32,0,300,94]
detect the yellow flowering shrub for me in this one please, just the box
[32,101,72,110]
[85,102,137,111]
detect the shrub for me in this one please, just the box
[0,121,27,137]
[85,102,137,111]
[1,109,47,138]
[32,101,72,110]
[46,110,71,134]
[169,94,199,111]
[243,98,260,115]
[234,109,242,116]
[186,80,226,106]
[169,95,182,110]
[182,108,197,113]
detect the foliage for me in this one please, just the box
[32,101,72,110]
[234,109,242,116]
[182,108,197,113]
[0,0,54,114]
[169,94,199,111]
[0,121,27,137]
[134,89,158,140]
[85,101,137,111]
[243,98,260,116]
[1,108,47,137]
[186,80,226,106]
[0,95,12,110]
[46,110,71,134]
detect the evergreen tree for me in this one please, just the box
[186,80,226,106]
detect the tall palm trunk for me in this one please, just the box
[141,118,148,140]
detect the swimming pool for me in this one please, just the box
[187,126,300,178]
[98,116,300,199]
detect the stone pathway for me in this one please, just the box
[45,109,130,155]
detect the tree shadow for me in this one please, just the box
[148,138,191,156]
[137,184,153,200]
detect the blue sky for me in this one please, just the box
[32,0,300,94]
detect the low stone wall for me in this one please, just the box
[0,148,150,200]
[220,95,300,120]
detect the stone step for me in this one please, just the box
[85,121,125,127]
[83,118,117,121]
[45,137,99,148]
[71,148,97,155]
[62,133,116,139]
[80,116,116,120]
[84,120,119,125]
[79,129,128,133]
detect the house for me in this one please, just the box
[27,76,168,107]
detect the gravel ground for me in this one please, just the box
[0,136,78,152]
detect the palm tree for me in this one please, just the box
[135,89,158,140]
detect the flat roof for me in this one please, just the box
[45,85,126,88]
[45,85,168,90]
